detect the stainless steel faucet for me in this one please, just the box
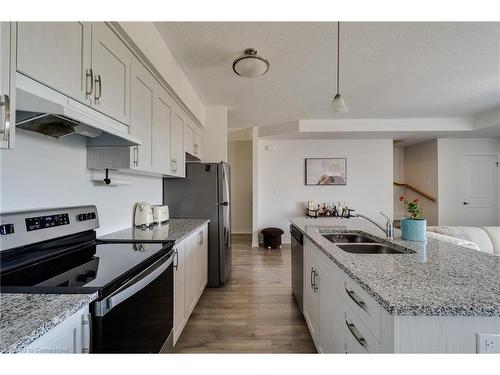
[354,211,394,240]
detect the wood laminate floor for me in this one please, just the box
[174,234,317,353]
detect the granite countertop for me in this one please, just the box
[290,217,500,317]
[99,218,210,244]
[0,293,98,353]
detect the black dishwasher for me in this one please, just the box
[290,225,303,313]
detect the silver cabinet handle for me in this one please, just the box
[81,313,92,353]
[346,320,366,348]
[85,68,94,99]
[463,202,471,205]
[0,94,10,144]
[312,270,318,293]
[94,74,102,104]
[133,146,139,167]
[173,249,178,270]
[310,267,314,290]
[345,287,367,311]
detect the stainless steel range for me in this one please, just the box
[0,205,175,353]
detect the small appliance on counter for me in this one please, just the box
[134,202,153,227]
[152,205,169,224]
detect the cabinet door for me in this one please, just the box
[153,85,172,174]
[1,22,15,149]
[16,22,91,105]
[303,249,320,343]
[196,226,208,295]
[173,243,186,345]
[194,131,202,159]
[129,59,154,170]
[170,110,185,177]
[25,306,90,354]
[319,270,344,353]
[184,233,198,315]
[184,122,194,156]
[91,22,131,124]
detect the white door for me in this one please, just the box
[173,243,186,345]
[152,85,172,174]
[130,59,154,170]
[16,22,92,105]
[459,154,498,226]
[91,22,131,124]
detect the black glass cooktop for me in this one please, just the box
[0,235,174,296]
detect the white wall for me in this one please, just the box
[437,138,500,226]
[203,106,228,163]
[0,131,163,236]
[227,140,252,234]
[256,139,393,243]
[403,140,439,226]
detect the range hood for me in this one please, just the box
[15,73,141,147]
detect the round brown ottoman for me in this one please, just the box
[261,227,285,249]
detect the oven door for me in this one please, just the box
[92,250,174,353]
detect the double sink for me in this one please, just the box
[322,233,413,254]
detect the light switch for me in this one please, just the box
[476,333,500,353]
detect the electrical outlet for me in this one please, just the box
[476,333,500,353]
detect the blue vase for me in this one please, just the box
[400,218,427,242]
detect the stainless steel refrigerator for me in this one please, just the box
[163,162,231,287]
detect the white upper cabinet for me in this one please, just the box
[1,22,16,149]
[129,58,154,170]
[184,122,194,156]
[90,23,131,125]
[16,22,131,125]
[152,84,172,174]
[16,22,92,105]
[170,110,185,177]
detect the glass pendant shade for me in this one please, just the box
[232,48,270,78]
[331,93,349,113]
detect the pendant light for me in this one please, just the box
[331,22,349,113]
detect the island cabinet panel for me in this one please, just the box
[303,238,320,346]
[393,315,500,353]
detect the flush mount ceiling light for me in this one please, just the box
[331,22,349,113]
[232,48,270,78]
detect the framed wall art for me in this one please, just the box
[305,158,347,186]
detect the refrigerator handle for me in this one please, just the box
[218,201,229,207]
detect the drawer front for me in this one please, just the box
[341,273,381,340]
[312,244,381,340]
[342,299,381,353]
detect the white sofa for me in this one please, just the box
[427,226,500,255]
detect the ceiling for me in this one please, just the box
[155,22,500,129]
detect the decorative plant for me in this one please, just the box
[399,195,423,219]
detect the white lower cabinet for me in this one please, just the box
[25,305,91,354]
[173,224,208,345]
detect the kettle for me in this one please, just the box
[134,202,154,227]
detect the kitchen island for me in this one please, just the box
[289,217,500,353]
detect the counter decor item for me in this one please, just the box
[399,195,426,242]
[305,158,347,185]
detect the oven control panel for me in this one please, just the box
[0,206,99,252]
[26,213,70,231]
